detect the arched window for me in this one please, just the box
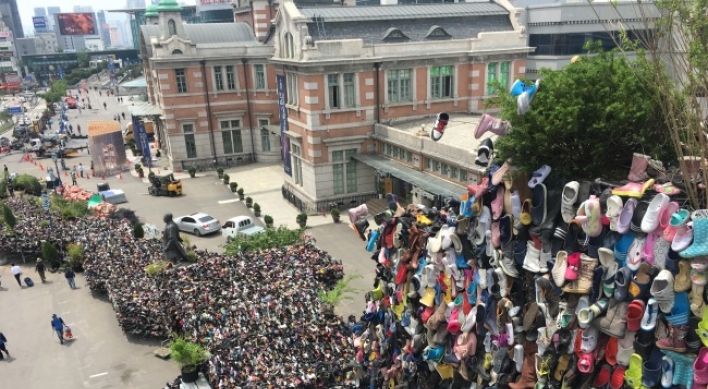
[425,26,452,40]
[168,19,177,36]
[284,32,294,59]
[171,49,183,55]
[382,28,410,42]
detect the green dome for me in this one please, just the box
[156,0,182,12]
[144,3,159,18]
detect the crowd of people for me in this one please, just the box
[3,197,361,389]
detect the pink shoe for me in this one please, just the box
[474,114,494,139]
[468,177,490,198]
[491,186,505,220]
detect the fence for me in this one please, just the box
[180,154,255,172]
[281,183,378,216]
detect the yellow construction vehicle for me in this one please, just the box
[148,173,182,197]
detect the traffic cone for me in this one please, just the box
[119,174,123,180]
[87,174,90,180]
[39,163,44,170]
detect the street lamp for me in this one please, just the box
[51,152,63,187]
[41,192,52,230]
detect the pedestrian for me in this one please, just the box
[0,332,9,358]
[3,164,7,174]
[78,163,84,178]
[103,102,107,110]
[35,258,46,283]
[64,267,76,289]
[121,112,125,120]
[90,160,94,174]
[77,124,81,134]
[7,179,14,198]
[50,314,66,344]
[10,263,21,287]
[69,124,73,132]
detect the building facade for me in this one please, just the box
[97,11,113,49]
[270,0,531,209]
[140,0,281,171]
[0,0,22,39]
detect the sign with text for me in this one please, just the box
[57,13,96,36]
[276,74,292,177]
[0,31,12,38]
[132,117,152,167]
[33,16,47,30]
[7,106,22,114]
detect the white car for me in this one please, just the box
[174,212,221,236]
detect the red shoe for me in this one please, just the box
[610,365,626,389]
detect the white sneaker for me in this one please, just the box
[513,344,524,373]
[561,181,580,223]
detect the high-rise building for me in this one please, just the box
[0,0,23,38]
[126,0,146,8]
[47,6,61,30]
[34,7,46,17]
[97,11,112,48]
[109,27,121,47]
[73,6,94,13]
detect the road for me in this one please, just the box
[0,89,376,388]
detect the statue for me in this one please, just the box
[162,213,187,262]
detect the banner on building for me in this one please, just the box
[33,17,47,30]
[0,31,12,38]
[276,74,292,177]
[132,116,152,167]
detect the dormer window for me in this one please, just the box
[382,28,410,42]
[168,19,177,36]
[426,26,452,40]
[171,49,183,55]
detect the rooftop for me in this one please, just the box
[392,113,494,152]
[299,3,513,43]
[88,121,121,137]
[140,23,259,56]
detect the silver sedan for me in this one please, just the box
[174,213,221,236]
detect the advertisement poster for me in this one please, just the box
[56,13,96,36]
[276,75,292,177]
[132,117,152,167]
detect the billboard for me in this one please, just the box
[33,16,47,30]
[276,75,292,177]
[56,13,96,36]
[0,31,12,38]
[132,116,152,168]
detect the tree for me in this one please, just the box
[41,241,60,268]
[76,51,89,69]
[2,203,16,231]
[488,42,675,180]
[590,0,708,209]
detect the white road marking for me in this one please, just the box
[218,199,240,204]
[58,300,71,304]
[89,372,108,378]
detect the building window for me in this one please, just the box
[332,148,357,195]
[292,144,303,186]
[460,170,468,183]
[175,68,187,93]
[406,151,412,163]
[286,72,298,105]
[441,163,450,176]
[226,65,236,90]
[451,167,459,179]
[183,123,196,159]
[425,157,431,170]
[220,120,243,154]
[213,66,224,91]
[487,62,511,95]
[430,66,453,99]
[433,160,440,172]
[168,19,177,36]
[387,69,412,103]
[259,119,271,152]
[327,73,356,109]
[386,144,392,156]
[283,32,294,59]
[254,64,266,90]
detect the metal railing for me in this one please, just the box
[281,183,378,216]
[180,154,255,172]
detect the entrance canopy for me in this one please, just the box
[352,154,466,199]
[120,77,147,88]
[129,102,162,117]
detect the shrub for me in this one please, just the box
[169,336,210,373]
[237,188,244,195]
[134,162,142,170]
[41,241,60,268]
[330,208,340,217]
[39,220,49,227]
[186,250,197,262]
[188,167,196,177]
[253,203,260,212]
[264,215,273,226]
[229,182,237,191]
[182,235,191,248]
[296,212,308,225]
[2,203,15,230]
[245,197,253,204]
[145,261,169,277]
[148,171,156,181]
[216,167,224,177]
[222,173,230,184]
[223,226,304,254]
[12,174,42,195]
[317,274,362,307]
[134,222,145,238]
[66,243,83,268]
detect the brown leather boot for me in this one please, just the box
[509,340,538,389]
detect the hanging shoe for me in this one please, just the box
[475,138,494,167]
[430,112,449,142]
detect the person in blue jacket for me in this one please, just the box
[51,314,66,344]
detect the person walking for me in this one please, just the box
[70,169,77,186]
[121,112,125,120]
[10,263,21,287]
[78,163,84,178]
[7,179,14,198]
[50,314,66,344]
[90,161,95,177]
[64,267,76,289]
[0,332,9,358]
[35,258,46,283]
[103,102,107,110]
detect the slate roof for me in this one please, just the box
[140,23,258,56]
[299,3,513,43]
